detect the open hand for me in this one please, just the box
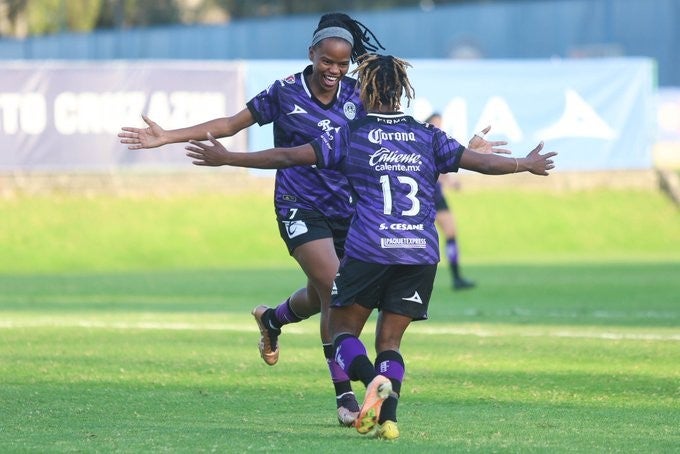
[468,125,511,155]
[524,142,558,175]
[185,133,230,166]
[118,115,166,149]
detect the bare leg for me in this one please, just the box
[291,238,339,343]
[374,310,411,353]
[290,239,361,424]
[252,238,335,365]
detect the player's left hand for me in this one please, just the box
[523,141,558,176]
[185,133,229,166]
[468,125,511,155]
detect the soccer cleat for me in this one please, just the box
[336,393,360,426]
[453,276,476,290]
[355,375,392,435]
[251,305,280,366]
[376,420,400,440]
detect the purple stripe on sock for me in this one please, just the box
[324,343,350,382]
[446,238,458,264]
[376,358,405,382]
[274,299,302,325]
[327,357,350,383]
[335,336,367,375]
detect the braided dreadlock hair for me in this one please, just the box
[352,54,415,111]
[313,13,385,62]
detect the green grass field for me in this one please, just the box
[1,187,679,452]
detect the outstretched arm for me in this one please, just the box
[185,133,317,169]
[118,108,256,149]
[460,141,557,176]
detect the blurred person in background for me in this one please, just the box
[424,113,509,290]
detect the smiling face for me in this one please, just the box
[308,37,352,96]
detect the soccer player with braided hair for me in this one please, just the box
[119,12,386,426]
[185,53,557,439]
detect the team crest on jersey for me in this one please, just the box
[343,102,356,120]
[284,75,296,84]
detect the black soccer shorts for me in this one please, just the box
[276,208,350,258]
[332,257,437,321]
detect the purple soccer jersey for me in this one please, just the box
[247,65,365,220]
[312,113,465,265]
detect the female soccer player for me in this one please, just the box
[118,13,384,426]
[184,53,557,439]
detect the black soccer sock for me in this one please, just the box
[375,350,403,424]
[446,237,460,279]
[379,391,399,424]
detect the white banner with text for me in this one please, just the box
[1,58,656,172]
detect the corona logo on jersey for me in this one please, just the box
[368,128,416,145]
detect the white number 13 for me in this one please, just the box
[379,175,420,216]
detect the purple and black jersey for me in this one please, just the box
[311,113,465,265]
[246,65,365,220]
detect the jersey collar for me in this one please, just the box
[367,112,406,119]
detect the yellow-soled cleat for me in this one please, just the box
[376,420,399,440]
[355,375,392,434]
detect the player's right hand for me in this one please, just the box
[118,114,166,149]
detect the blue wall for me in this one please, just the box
[0,0,676,86]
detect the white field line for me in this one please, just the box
[408,325,680,341]
[461,309,679,320]
[0,318,678,341]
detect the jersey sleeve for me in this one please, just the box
[246,80,282,126]
[310,127,346,170]
[433,128,465,173]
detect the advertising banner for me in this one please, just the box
[657,88,680,142]
[0,61,245,171]
[246,59,656,172]
[406,58,656,171]
[2,58,656,172]
[653,87,680,167]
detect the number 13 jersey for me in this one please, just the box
[311,113,465,265]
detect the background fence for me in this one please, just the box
[0,0,677,87]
